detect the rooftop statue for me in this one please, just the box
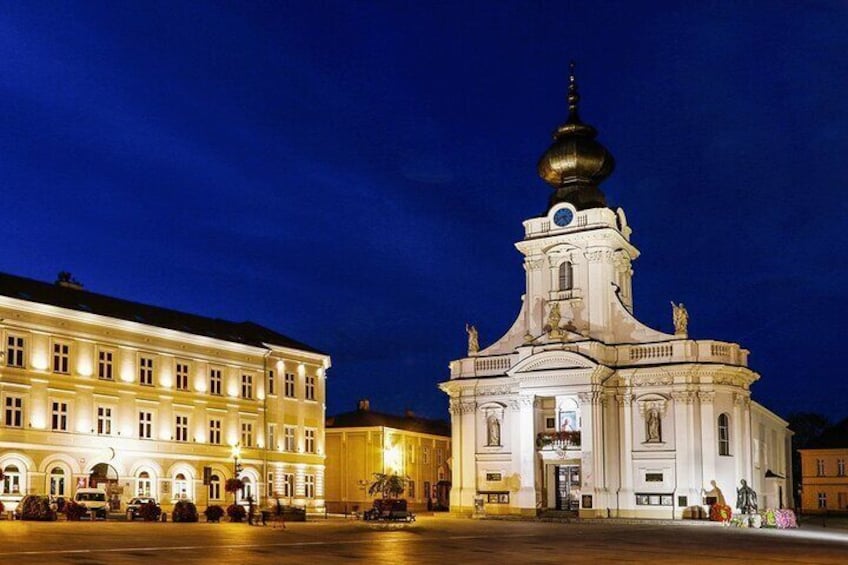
[466,324,479,355]
[671,301,689,336]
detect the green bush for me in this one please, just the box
[65,500,87,521]
[19,495,57,521]
[138,500,161,521]
[204,505,225,522]
[226,503,246,522]
[172,500,199,522]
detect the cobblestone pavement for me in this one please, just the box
[0,515,846,564]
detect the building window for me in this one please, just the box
[284,372,296,398]
[139,355,154,386]
[173,473,189,500]
[6,335,25,368]
[209,474,221,500]
[818,492,827,509]
[176,362,190,391]
[423,446,430,464]
[241,374,253,399]
[267,472,274,498]
[51,400,68,431]
[241,422,254,447]
[4,396,23,427]
[304,428,316,453]
[717,413,730,456]
[97,406,112,435]
[267,424,277,450]
[52,342,70,374]
[838,459,846,477]
[3,464,22,494]
[268,370,276,396]
[209,419,222,445]
[175,415,189,442]
[558,261,573,291]
[304,474,315,498]
[242,476,254,501]
[136,471,152,497]
[284,426,296,452]
[408,480,415,498]
[436,448,443,466]
[282,473,294,497]
[139,411,153,439]
[817,459,826,477]
[546,417,556,429]
[49,467,66,496]
[305,374,315,400]
[98,350,114,380]
[209,368,222,396]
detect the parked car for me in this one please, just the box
[73,488,108,520]
[126,497,160,520]
[363,499,415,522]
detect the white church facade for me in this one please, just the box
[440,67,792,519]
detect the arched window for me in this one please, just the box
[2,464,21,494]
[174,472,189,500]
[209,474,221,500]
[718,413,730,456]
[241,476,254,502]
[136,471,152,497]
[559,262,573,291]
[49,467,66,497]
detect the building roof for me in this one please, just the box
[326,407,450,437]
[0,271,325,354]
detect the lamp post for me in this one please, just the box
[232,443,242,504]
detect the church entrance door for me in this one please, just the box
[555,465,580,511]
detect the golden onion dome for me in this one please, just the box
[537,62,615,211]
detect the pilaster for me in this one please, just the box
[516,394,537,514]
[698,391,716,484]
[616,391,634,514]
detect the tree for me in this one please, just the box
[368,473,407,499]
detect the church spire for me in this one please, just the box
[537,62,615,211]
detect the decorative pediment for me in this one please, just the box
[509,350,597,375]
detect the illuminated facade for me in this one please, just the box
[799,419,848,514]
[0,272,329,513]
[324,400,451,513]
[440,68,792,518]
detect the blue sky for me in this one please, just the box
[1,1,846,420]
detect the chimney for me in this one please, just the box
[357,399,370,411]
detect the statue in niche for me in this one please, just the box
[486,414,501,446]
[702,480,726,506]
[546,302,562,338]
[735,479,758,514]
[670,301,689,335]
[646,408,661,442]
[466,324,479,355]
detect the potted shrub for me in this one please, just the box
[172,500,199,522]
[226,503,246,522]
[204,505,225,523]
[138,500,162,522]
[65,500,87,521]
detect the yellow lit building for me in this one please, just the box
[799,419,848,514]
[0,272,330,513]
[324,400,451,513]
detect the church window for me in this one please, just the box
[717,413,730,456]
[558,261,573,291]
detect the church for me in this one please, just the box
[439,67,792,519]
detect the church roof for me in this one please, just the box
[0,271,325,354]
[327,406,450,437]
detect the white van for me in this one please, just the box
[74,488,108,519]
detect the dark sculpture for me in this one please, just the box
[735,479,758,514]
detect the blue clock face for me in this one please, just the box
[553,208,574,227]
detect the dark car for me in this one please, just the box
[126,497,160,520]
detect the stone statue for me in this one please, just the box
[547,302,562,338]
[703,480,726,506]
[735,479,757,514]
[487,415,501,446]
[670,301,689,335]
[646,408,661,442]
[466,324,479,354]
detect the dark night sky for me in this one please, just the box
[1,2,846,422]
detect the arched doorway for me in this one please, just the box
[89,463,122,511]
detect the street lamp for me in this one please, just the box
[232,443,242,504]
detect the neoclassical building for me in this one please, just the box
[0,272,329,513]
[440,69,792,519]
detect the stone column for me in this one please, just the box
[733,393,744,483]
[449,398,477,515]
[672,391,698,509]
[578,391,604,517]
[699,392,716,486]
[617,392,634,515]
[739,396,752,484]
[516,394,537,515]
